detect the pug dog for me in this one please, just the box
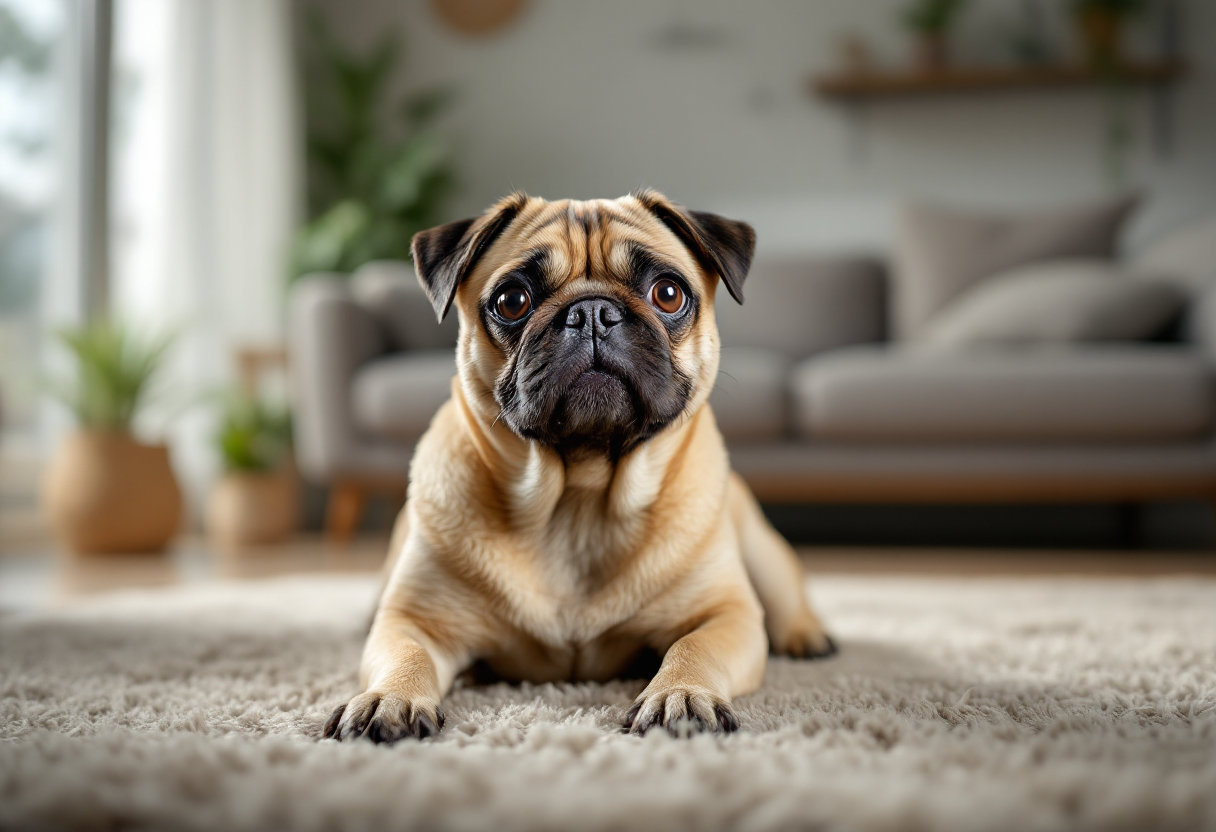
[323,190,835,743]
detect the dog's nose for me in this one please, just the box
[564,297,624,338]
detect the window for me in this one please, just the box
[0,0,74,452]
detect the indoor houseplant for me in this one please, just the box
[1070,0,1152,188]
[289,11,458,280]
[1071,0,1150,66]
[41,320,181,554]
[206,393,298,547]
[900,0,969,71]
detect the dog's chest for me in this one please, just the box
[476,450,680,679]
[482,522,654,682]
[541,494,633,591]
[499,484,650,644]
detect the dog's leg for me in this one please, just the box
[728,473,836,659]
[323,607,463,744]
[623,601,766,736]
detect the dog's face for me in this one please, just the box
[411,190,754,457]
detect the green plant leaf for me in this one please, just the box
[290,5,459,282]
[290,199,372,276]
[402,86,458,128]
[900,0,969,34]
[215,392,293,471]
[46,320,175,432]
[380,134,450,212]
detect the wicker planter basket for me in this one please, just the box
[42,430,182,554]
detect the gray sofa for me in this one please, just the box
[290,214,1216,539]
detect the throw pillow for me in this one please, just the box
[1132,214,1216,296]
[893,196,1139,339]
[918,259,1185,348]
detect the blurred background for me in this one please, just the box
[2,0,1215,601]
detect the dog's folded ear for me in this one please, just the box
[633,189,756,305]
[411,194,527,322]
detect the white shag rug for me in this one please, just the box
[2,573,1215,832]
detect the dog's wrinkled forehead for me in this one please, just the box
[482,197,697,293]
[410,189,755,323]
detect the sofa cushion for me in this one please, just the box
[350,261,459,351]
[715,256,886,360]
[351,351,457,441]
[1132,214,1216,296]
[792,346,1213,443]
[709,347,791,442]
[893,197,1137,340]
[919,260,1185,347]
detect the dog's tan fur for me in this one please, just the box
[325,191,833,742]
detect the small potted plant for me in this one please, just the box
[1071,0,1149,67]
[42,320,181,554]
[900,0,970,71]
[206,394,298,547]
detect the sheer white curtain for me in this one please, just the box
[111,0,301,521]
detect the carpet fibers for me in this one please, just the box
[2,574,1215,831]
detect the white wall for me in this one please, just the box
[316,0,1216,254]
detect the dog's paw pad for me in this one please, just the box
[622,686,737,737]
[322,692,445,744]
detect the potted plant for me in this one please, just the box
[1071,0,1150,67]
[206,394,298,547]
[900,0,969,71]
[41,320,181,554]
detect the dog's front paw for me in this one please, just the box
[622,685,738,736]
[322,691,445,744]
[770,612,838,660]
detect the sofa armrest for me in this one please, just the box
[289,274,394,483]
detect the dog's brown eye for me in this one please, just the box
[495,287,532,321]
[650,279,684,314]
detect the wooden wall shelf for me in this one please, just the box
[811,61,1186,100]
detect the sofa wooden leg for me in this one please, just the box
[326,484,367,543]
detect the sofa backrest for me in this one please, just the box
[714,255,888,360]
[350,255,890,361]
[349,261,459,351]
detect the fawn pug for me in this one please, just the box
[324,190,834,743]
